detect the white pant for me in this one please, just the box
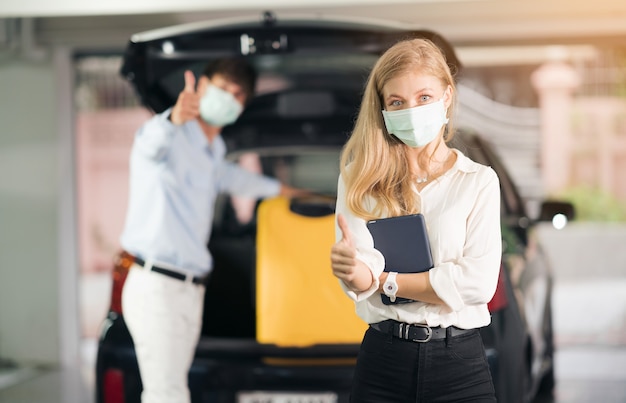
[121,265,205,403]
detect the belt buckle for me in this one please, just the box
[402,323,432,343]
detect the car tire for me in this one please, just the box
[521,346,532,403]
[537,296,556,396]
[538,366,555,396]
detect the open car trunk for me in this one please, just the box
[118,8,461,353]
[102,11,465,401]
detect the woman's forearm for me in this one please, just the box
[378,271,444,305]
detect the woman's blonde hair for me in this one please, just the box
[340,38,458,221]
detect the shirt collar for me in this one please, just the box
[209,134,227,159]
[186,119,226,158]
[451,148,481,174]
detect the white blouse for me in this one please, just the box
[335,149,502,329]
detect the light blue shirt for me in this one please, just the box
[120,109,281,275]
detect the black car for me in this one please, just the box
[96,11,574,403]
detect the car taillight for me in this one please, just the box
[487,265,508,312]
[110,253,131,314]
[103,369,125,403]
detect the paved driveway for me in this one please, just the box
[534,223,626,403]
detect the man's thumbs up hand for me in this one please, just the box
[183,70,196,94]
[170,70,201,125]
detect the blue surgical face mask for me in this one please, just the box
[381,98,449,148]
[199,85,243,127]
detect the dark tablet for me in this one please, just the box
[367,214,434,305]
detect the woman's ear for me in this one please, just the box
[443,85,453,109]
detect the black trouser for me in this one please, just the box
[350,325,496,403]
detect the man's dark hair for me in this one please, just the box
[202,58,257,101]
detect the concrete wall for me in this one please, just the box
[537,222,626,281]
[0,55,65,366]
[536,222,626,346]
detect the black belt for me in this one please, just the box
[370,320,474,343]
[134,256,207,285]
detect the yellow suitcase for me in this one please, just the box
[256,196,367,347]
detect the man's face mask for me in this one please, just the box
[199,84,243,127]
[381,98,449,148]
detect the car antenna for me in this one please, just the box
[262,11,277,26]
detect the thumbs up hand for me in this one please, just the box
[331,214,374,293]
[170,70,200,125]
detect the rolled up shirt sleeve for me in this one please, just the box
[216,161,281,199]
[429,168,502,312]
[133,109,178,160]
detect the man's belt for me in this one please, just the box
[129,253,208,285]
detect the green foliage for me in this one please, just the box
[557,186,626,222]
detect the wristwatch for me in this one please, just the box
[383,271,399,302]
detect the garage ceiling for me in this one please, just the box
[2,0,626,57]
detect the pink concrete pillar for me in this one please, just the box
[531,56,581,195]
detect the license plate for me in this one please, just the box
[237,391,338,403]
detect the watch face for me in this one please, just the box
[384,281,398,294]
[384,272,398,302]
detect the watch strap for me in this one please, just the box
[384,271,399,302]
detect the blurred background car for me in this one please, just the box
[95,12,574,403]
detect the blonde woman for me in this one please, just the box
[331,38,501,402]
